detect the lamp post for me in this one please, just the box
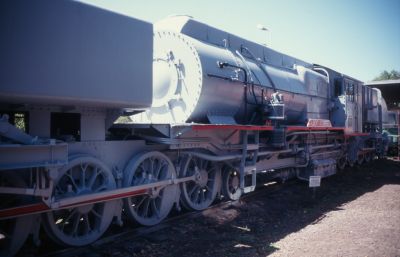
[257,24,269,46]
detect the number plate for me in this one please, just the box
[309,176,321,187]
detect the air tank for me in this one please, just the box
[132,16,329,125]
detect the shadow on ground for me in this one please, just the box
[126,159,400,257]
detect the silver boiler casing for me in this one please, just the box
[132,16,329,125]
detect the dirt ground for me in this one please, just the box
[23,158,400,257]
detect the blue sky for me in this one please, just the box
[80,0,400,82]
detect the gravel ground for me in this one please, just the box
[20,158,400,257]
[269,184,400,257]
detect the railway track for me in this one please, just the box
[29,178,296,257]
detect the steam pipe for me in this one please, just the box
[217,61,247,84]
[240,46,277,93]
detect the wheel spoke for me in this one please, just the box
[94,183,108,192]
[149,158,155,177]
[133,176,145,186]
[200,159,206,170]
[91,209,102,219]
[123,151,177,226]
[137,165,146,175]
[208,166,216,174]
[43,156,116,246]
[140,198,151,218]
[151,199,160,218]
[87,167,99,189]
[83,214,91,234]
[222,167,242,201]
[188,184,199,197]
[61,209,77,227]
[192,188,200,203]
[80,163,89,188]
[133,196,147,209]
[66,172,79,191]
[192,158,199,172]
[71,213,81,236]
[156,161,167,179]
[55,185,66,195]
[180,156,222,210]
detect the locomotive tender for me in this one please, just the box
[0,1,394,255]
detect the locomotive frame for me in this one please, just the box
[0,113,386,256]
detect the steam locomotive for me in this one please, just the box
[0,1,395,256]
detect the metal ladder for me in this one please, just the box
[239,130,260,193]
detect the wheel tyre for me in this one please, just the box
[42,156,117,247]
[222,168,242,201]
[123,151,178,226]
[179,155,221,211]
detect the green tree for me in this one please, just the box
[373,70,400,81]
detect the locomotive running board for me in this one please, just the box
[191,124,274,131]
[286,126,345,132]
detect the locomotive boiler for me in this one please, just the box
[0,1,395,256]
[133,16,330,126]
